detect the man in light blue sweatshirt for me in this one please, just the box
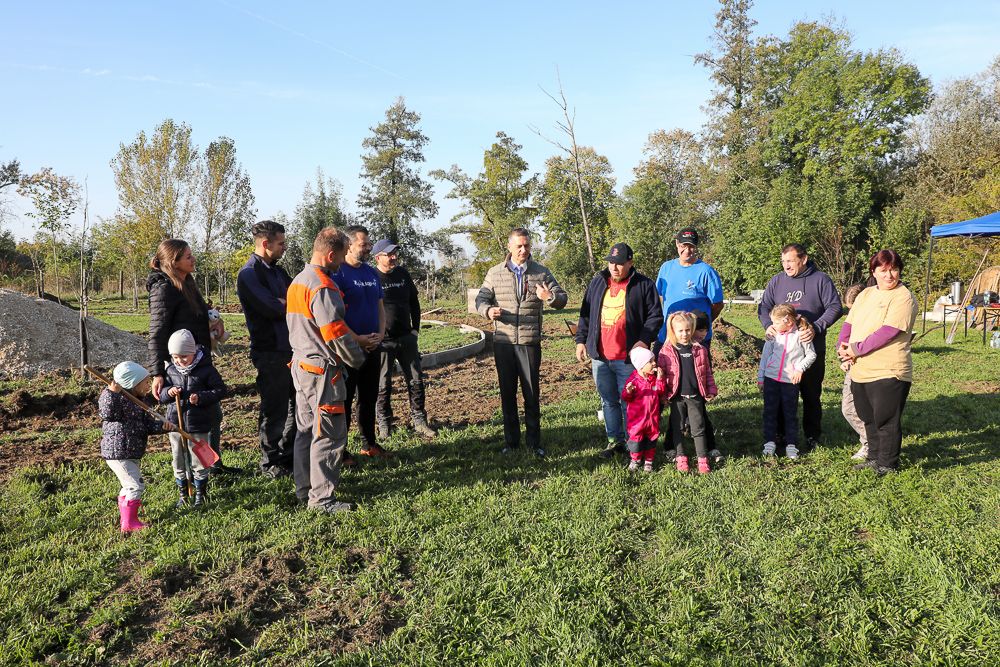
[757,244,842,450]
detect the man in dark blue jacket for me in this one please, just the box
[237,220,295,478]
[757,243,843,450]
[576,243,663,458]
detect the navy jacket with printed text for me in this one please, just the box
[377,266,421,339]
[757,261,842,351]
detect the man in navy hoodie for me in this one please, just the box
[237,220,295,478]
[757,243,843,450]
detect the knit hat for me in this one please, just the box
[629,347,655,371]
[168,329,197,355]
[112,361,149,390]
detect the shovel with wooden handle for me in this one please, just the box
[85,365,220,469]
[175,393,195,497]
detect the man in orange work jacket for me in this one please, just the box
[286,227,367,513]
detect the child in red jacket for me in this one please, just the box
[658,311,718,474]
[621,347,668,472]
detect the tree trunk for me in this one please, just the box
[132,272,139,311]
[119,269,124,298]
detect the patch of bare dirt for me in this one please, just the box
[82,548,410,663]
[958,380,1000,394]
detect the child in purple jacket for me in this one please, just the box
[99,361,175,533]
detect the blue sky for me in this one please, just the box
[2,1,999,243]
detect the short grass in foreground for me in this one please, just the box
[0,307,998,664]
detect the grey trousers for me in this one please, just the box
[291,361,348,509]
[168,432,211,481]
[841,373,868,446]
[105,459,145,501]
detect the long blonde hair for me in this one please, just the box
[666,311,696,346]
[150,239,201,309]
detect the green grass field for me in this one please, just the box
[1,303,998,665]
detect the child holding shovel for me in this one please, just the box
[99,361,176,533]
[160,330,228,508]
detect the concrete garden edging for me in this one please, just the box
[419,319,487,369]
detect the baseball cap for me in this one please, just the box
[372,239,399,256]
[675,228,699,246]
[605,243,634,264]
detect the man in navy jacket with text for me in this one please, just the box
[757,243,843,450]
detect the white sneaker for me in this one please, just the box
[762,441,776,456]
[786,444,800,460]
[851,444,869,460]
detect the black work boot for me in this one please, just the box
[174,478,188,509]
[412,414,437,438]
[193,478,208,507]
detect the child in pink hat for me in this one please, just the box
[620,346,668,472]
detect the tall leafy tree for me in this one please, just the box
[18,167,80,299]
[884,57,1000,289]
[295,170,351,247]
[0,159,23,225]
[536,147,616,289]
[431,131,538,280]
[110,119,199,241]
[198,137,256,255]
[612,130,711,275]
[357,97,438,253]
[695,0,760,169]
[701,8,929,291]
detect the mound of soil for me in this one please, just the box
[0,289,146,378]
[709,318,765,370]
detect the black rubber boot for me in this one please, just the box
[193,478,208,507]
[175,478,188,509]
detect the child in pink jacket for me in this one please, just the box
[621,347,668,472]
[658,311,718,474]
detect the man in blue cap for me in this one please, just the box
[372,238,436,439]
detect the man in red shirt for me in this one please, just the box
[576,243,663,458]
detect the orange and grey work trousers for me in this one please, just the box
[291,358,348,510]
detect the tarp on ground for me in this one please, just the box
[930,210,1000,238]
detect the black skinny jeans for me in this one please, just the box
[344,351,380,450]
[376,333,428,424]
[251,349,296,471]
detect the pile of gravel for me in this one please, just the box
[0,289,146,378]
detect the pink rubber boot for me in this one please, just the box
[697,457,711,475]
[120,498,148,533]
[675,456,689,473]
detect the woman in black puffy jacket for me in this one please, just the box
[146,239,236,472]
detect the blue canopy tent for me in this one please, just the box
[922,209,1000,333]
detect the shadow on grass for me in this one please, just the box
[897,392,1000,471]
[343,421,615,500]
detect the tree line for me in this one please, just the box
[2,0,999,307]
